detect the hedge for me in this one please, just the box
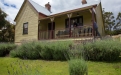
[84,39,121,61]
[10,41,72,60]
[10,39,121,61]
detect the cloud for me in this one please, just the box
[0,0,121,23]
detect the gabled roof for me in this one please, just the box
[28,0,51,16]
[14,0,101,21]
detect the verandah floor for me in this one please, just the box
[39,36,94,42]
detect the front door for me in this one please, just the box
[48,22,55,39]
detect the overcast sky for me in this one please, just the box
[0,0,121,23]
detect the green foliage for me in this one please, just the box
[38,42,53,60]
[69,59,87,75]
[0,8,7,29]
[103,8,115,35]
[10,41,72,60]
[10,42,40,59]
[114,12,121,30]
[84,40,121,61]
[0,8,15,42]
[0,43,16,57]
[10,39,121,61]
[48,41,71,60]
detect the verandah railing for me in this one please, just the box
[39,25,93,40]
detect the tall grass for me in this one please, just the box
[67,43,88,75]
[69,59,88,75]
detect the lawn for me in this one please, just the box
[0,57,121,75]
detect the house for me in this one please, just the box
[14,0,104,44]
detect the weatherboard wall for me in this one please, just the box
[15,1,38,43]
[95,2,105,36]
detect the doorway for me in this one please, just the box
[48,22,55,39]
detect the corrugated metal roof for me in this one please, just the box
[28,0,51,16]
[29,0,100,16]
[50,0,100,15]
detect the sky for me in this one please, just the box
[0,0,121,23]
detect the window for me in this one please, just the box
[65,16,83,28]
[23,22,28,34]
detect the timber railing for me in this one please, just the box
[39,25,93,40]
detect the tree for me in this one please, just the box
[114,12,121,30]
[0,8,15,42]
[0,8,7,29]
[103,8,115,35]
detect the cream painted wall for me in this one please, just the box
[15,1,38,43]
[71,11,92,26]
[95,3,105,36]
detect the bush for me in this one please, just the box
[84,40,121,61]
[0,43,16,57]
[10,41,72,60]
[38,41,72,60]
[49,41,71,60]
[10,42,40,59]
[38,42,53,60]
[69,59,87,75]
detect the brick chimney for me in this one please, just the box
[82,0,87,5]
[45,2,51,12]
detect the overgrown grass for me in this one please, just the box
[69,59,88,75]
[0,57,121,75]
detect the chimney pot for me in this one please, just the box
[45,2,51,12]
[82,0,87,5]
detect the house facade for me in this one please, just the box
[14,0,104,44]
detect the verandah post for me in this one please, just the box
[50,17,54,39]
[67,13,72,37]
[38,21,41,40]
[91,8,95,37]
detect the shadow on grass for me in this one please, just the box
[106,56,121,63]
[90,56,121,63]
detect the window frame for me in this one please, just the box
[65,16,83,28]
[23,22,28,34]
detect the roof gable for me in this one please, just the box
[28,0,51,15]
[14,0,50,21]
[14,0,27,21]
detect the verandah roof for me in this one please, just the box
[29,0,100,16]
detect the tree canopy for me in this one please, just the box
[103,8,121,35]
[0,8,15,42]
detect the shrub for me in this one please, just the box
[10,41,72,60]
[67,44,85,60]
[38,42,53,60]
[69,59,88,75]
[84,39,121,61]
[10,42,40,59]
[0,43,16,57]
[50,41,71,60]
[39,41,72,60]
